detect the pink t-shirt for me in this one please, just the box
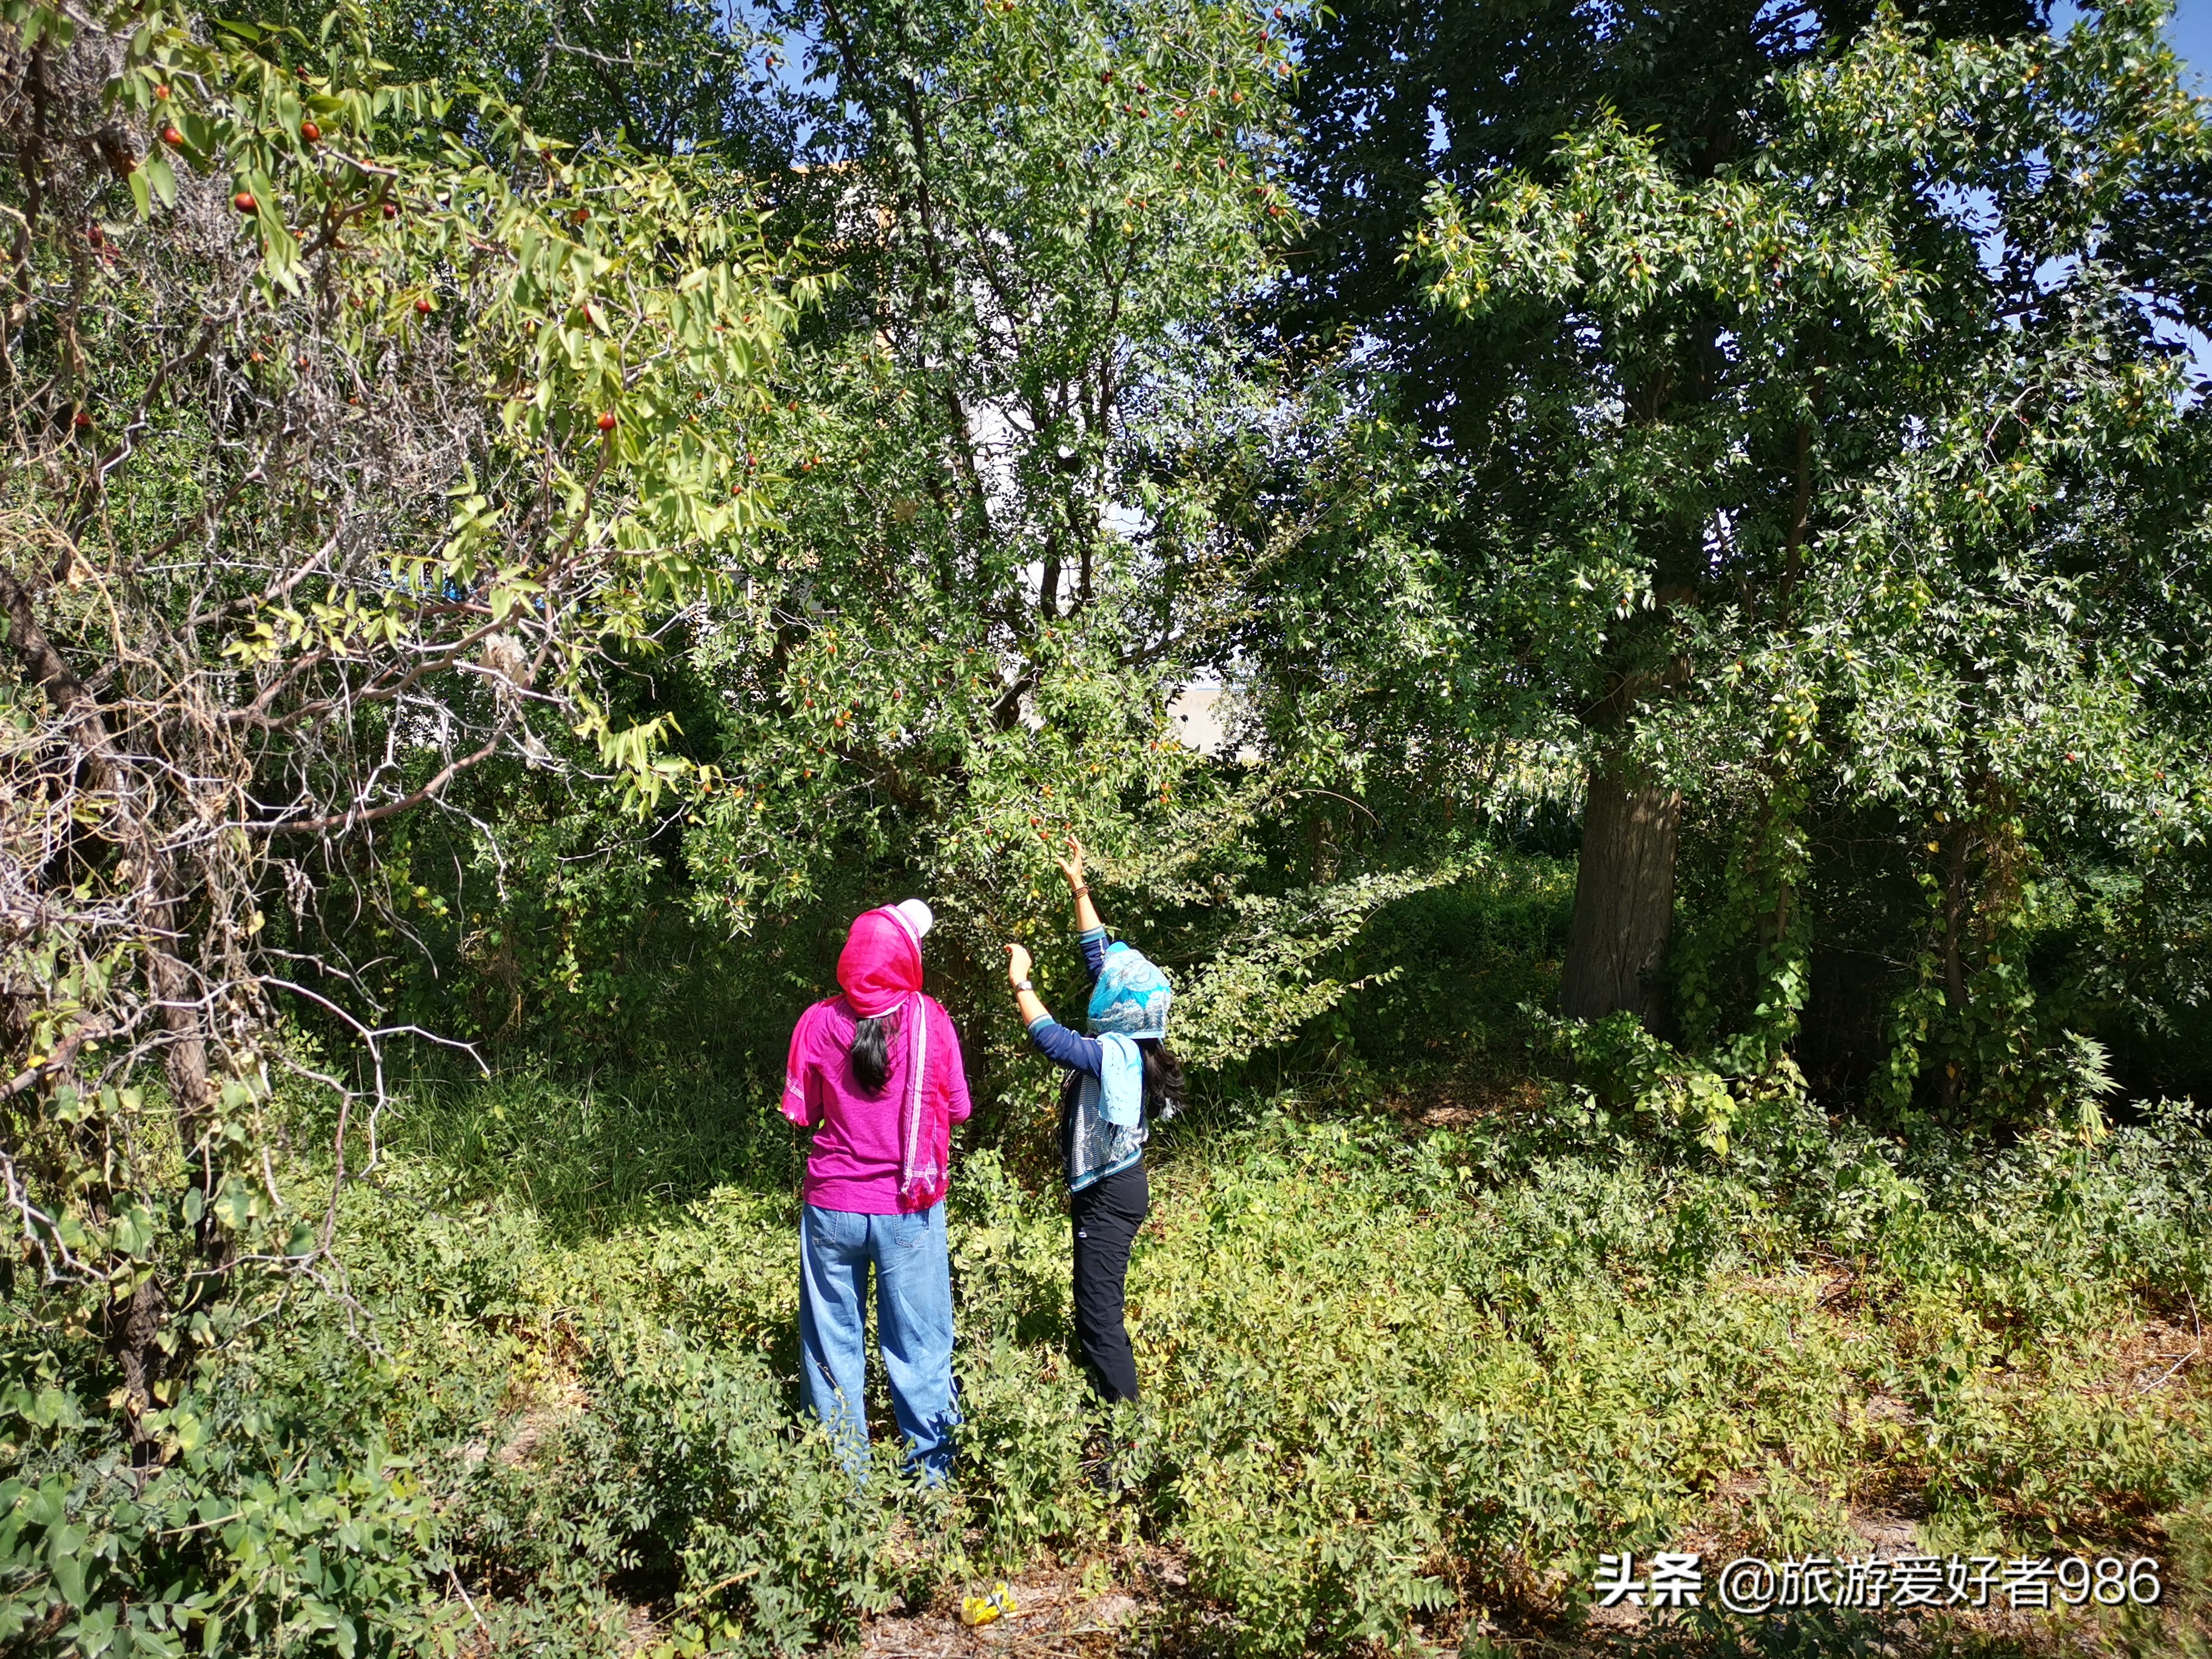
[782,994,971,1214]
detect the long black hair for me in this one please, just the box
[1056,1036,1185,1119]
[850,1011,893,1094]
[1138,1037,1184,1119]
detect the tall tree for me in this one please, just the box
[1279,0,2045,1027]
[646,0,1436,1088]
[0,0,808,1453]
[1409,0,2212,1118]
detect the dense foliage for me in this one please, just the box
[1407,2,2212,1124]
[1,0,2210,1650]
[14,894,2212,1654]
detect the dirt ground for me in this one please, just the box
[830,1530,2199,1659]
[855,1552,1174,1658]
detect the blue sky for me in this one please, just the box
[2145,2,2210,383]
[2167,0,2211,87]
[2048,2,2209,380]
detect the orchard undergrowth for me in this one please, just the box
[7,1052,2210,1657]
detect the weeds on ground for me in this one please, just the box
[6,991,2211,1654]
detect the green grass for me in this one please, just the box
[10,862,2212,1656]
[381,1064,804,1236]
[167,1066,2206,1657]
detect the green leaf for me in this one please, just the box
[144,149,176,209]
[49,1530,86,1606]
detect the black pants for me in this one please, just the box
[1070,1163,1148,1403]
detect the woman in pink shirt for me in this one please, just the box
[782,899,971,1481]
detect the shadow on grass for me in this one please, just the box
[382,1061,805,1241]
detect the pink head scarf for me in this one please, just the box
[835,901,940,1207]
[836,905,923,1015]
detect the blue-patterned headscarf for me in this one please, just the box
[1086,942,1171,1039]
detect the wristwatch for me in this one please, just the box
[1013,978,1033,993]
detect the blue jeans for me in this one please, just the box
[798,1202,957,1481]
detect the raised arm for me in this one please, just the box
[1056,836,1102,936]
[1006,942,1048,1029]
[1004,940,1104,1077]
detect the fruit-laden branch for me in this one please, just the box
[0,0,810,1462]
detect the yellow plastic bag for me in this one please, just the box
[959,1582,1017,1626]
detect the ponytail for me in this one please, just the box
[851,1013,891,1093]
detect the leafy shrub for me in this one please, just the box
[1338,855,1576,1070]
[547,1332,907,1657]
[0,1370,452,1658]
[17,1061,2211,1655]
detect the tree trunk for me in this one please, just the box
[1560,763,1681,1030]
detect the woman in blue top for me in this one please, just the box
[1003,837,1182,1404]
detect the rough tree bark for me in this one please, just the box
[1559,760,1681,1030]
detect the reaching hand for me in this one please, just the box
[1004,942,1033,988]
[1054,835,1086,889]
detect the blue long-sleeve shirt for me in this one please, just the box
[1030,925,1150,1191]
[1025,926,1110,1074]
